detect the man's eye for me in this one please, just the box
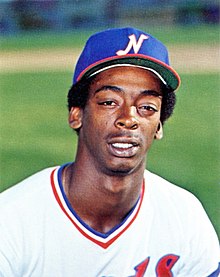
[139,105,158,112]
[99,101,116,106]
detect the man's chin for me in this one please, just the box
[109,168,133,177]
[105,162,144,177]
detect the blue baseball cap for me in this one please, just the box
[73,27,181,91]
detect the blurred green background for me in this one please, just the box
[0,0,219,240]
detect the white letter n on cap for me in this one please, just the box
[116,34,149,56]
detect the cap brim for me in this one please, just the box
[77,54,181,91]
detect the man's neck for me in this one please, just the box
[62,162,145,234]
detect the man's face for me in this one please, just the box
[74,66,163,176]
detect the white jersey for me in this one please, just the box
[0,165,219,277]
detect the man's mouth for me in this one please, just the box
[108,141,139,158]
[112,143,134,149]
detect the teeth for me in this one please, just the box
[112,143,133,149]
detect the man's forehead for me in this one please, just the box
[89,67,163,98]
[91,65,164,84]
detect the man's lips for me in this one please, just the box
[112,142,137,149]
[107,138,140,158]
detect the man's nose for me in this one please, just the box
[115,106,139,130]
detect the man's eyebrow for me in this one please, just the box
[140,90,162,98]
[94,85,123,94]
[94,86,162,98]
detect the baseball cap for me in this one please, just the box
[73,27,181,91]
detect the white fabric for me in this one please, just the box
[0,166,219,277]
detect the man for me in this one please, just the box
[0,27,219,276]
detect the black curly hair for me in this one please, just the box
[67,75,176,126]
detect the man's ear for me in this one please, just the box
[155,121,163,140]
[69,107,83,130]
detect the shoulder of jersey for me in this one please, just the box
[144,169,202,208]
[0,166,57,210]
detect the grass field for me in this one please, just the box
[0,26,219,237]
